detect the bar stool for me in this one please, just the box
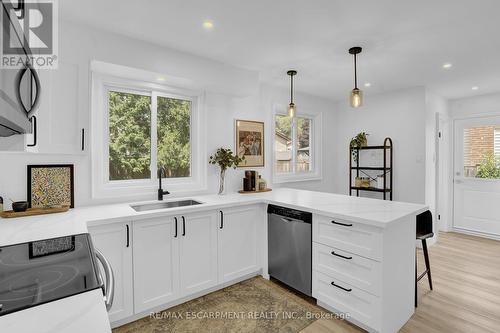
[415,210,433,307]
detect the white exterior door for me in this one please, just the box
[179,211,218,296]
[218,205,260,283]
[454,116,500,237]
[133,216,180,313]
[88,222,134,323]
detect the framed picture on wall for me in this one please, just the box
[235,119,265,167]
[27,164,75,208]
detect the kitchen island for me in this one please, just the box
[0,188,427,333]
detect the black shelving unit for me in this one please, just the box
[349,137,393,200]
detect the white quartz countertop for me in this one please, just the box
[0,188,427,246]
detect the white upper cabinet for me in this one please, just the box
[0,61,87,153]
[37,61,87,154]
[218,205,260,283]
[178,211,219,296]
[88,221,133,323]
[133,216,180,313]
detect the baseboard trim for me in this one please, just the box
[451,227,500,241]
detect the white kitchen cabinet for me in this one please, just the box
[133,216,180,313]
[37,61,87,154]
[218,205,260,283]
[178,211,218,296]
[88,222,133,323]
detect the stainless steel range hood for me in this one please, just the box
[0,70,32,136]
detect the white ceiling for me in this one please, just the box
[60,0,500,101]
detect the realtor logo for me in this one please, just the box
[1,0,58,68]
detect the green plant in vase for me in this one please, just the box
[209,148,245,194]
[350,132,369,162]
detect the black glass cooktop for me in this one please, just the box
[0,234,102,316]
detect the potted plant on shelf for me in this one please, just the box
[350,132,369,162]
[209,148,245,195]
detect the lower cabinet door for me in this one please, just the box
[88,222,134,323]
[218,205,260,283]
[133,216,180,313]
[179,211,218,296]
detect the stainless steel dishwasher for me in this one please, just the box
[268,204,312,296]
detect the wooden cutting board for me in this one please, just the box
[0,206,70,218]
[238,188,272,194]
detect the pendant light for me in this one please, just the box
[287,70,297,117]
[349,46,363,108]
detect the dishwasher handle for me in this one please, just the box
[95,248,115,312]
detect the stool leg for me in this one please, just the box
[415,252,418,307]
[422,239,433,290]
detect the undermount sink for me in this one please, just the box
[131,200,202,212]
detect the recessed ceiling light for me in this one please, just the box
[364,82,371,87]
[157,77,166,82]
[442,63,452,69]
[472,86,479,90]
[203,20,214,30]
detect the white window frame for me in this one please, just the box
[272,104,322,184]
[91,72,206,199]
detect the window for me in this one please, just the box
[108,90,192,181]
[91,70,205,199]
[274,110,321,182]
[463,125,500,179]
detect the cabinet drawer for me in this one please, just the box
[313,214,383,261]
[313,270,381,331]
[313,242,381,296]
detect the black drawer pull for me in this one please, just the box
[331,220,353,227]
[174,217,178,238]
[331,251,352,260]
[331,281,352,292]
[182,216,186,236]
[219,211,224,229]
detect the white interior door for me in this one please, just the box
[454,115,500,237]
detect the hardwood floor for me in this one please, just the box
[301,232,500,333]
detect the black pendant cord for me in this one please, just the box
[290,74,294,104]
[354,53,358,89]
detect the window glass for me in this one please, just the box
[463,125,500,179]
[275,115,292,173]
[108,91,151,180]
[296,117,311,172]
[157,96,191,177]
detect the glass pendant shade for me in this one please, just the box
[350,88,363,108]
[288,103,296,118]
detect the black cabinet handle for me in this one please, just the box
[331,281,352,292]
[126,224,130,247]
[331,251,352,260]
[182,216,186,236]
[174,217,178,238]
[331,220,353,227]
[27,116,37,147]
[81,128,85,151]
[219,211,224,229]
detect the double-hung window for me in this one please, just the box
[92,72,205,198]
[273,109,321,183]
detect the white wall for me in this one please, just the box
[425,90,449,239]
[333,87,427,204]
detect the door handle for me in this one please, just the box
[174,217,178,238]
[95,248,115,311]
[182,216,186,236]
[126,224,130,247]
